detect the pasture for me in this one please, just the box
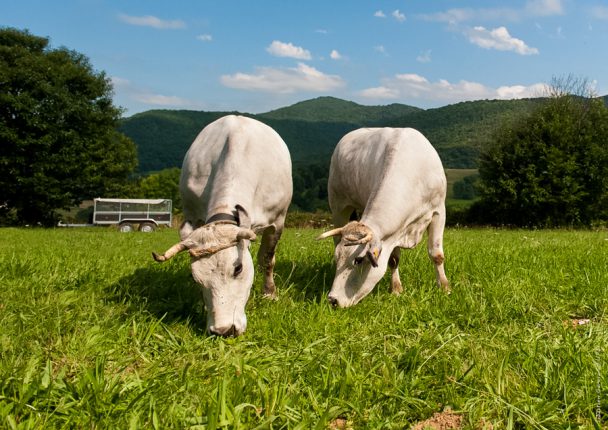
[0,227,607,429]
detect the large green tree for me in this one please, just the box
[136,167,182,211]
[0,28,137,226]
[476,78,608,226]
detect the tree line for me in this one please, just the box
[1,28,606,228]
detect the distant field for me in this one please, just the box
[1,227,607,428]
[445,168,478,198]
[445,169,478,213]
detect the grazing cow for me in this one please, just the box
[152,115,292,336]
[317,127,449,307]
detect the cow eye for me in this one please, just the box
[233,263,243,277]
[354,256,364,265]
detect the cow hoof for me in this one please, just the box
[263,292,278,301]
[152,252,166,262]
[391,283,403,295]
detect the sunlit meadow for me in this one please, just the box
[1,227,607,429]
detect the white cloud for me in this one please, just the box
[110,77,131,89]
[419,0,564,23]
[396,73,429,84]
[525,0,564,16]
[134,93,193,106]
[330,49,342,60]
[590,5,608,20]
[374,45,387,55]
[197,34,212,42]
[417,50,432,63]
[420,7,516,23]
[315,29,328,34]
[266,40,312,60]
[374,10,386,18]
[392,10,406,22]
[360,86,400,99]
[358,72,546,104]
[466,26,539,55]
[111,77,200,110]
[496,83,547,98]
[220,63,345,94]
[118,13,186,29]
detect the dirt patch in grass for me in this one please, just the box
[563,318,591,329]
[412,409,463,430]
[328,417,351,430]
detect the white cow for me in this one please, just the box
[153,115,292,336]
[317,127,449,307]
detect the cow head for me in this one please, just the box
[152,205,256,337]
[317,221,389,307]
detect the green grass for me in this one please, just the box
[1,227,607,429]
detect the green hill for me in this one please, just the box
[118,110,236,173]
[387,98,544,168]
[260,96,422,123]
[120,96,545,173]
[119,94,608,212]
[119,97,423,173]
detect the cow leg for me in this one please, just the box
[388,247,403,295]
[427,207,450,293]
[257,224,282,299]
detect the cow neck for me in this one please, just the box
[205,212,238,225]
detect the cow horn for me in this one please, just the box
[343,230,373,246]
[189,241,238,258]
[152,242,187,262]
[316,227,344,241]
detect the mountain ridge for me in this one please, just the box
[259,96,422,124]
[119,95,608,174]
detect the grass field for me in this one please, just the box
[1,226,607,429]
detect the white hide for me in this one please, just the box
[157,115,292,336]
[321,127,449,307]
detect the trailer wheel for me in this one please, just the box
[139,222,156,233]
[119,222,134,233]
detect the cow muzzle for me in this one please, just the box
[208,324,239,337]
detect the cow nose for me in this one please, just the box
[209,325,237,337]
[327,294,339,308]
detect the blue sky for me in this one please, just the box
[4,0,608,116]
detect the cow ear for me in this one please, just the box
[366,246,381,268]
[179,221,194,240]
[235,205,251,229]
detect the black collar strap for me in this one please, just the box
[206,212,238,225]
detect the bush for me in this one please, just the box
[452,174,479,200]
[476,78,608,227]
[135,168,182,212]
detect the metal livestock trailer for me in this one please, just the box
[91,198,173,232]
